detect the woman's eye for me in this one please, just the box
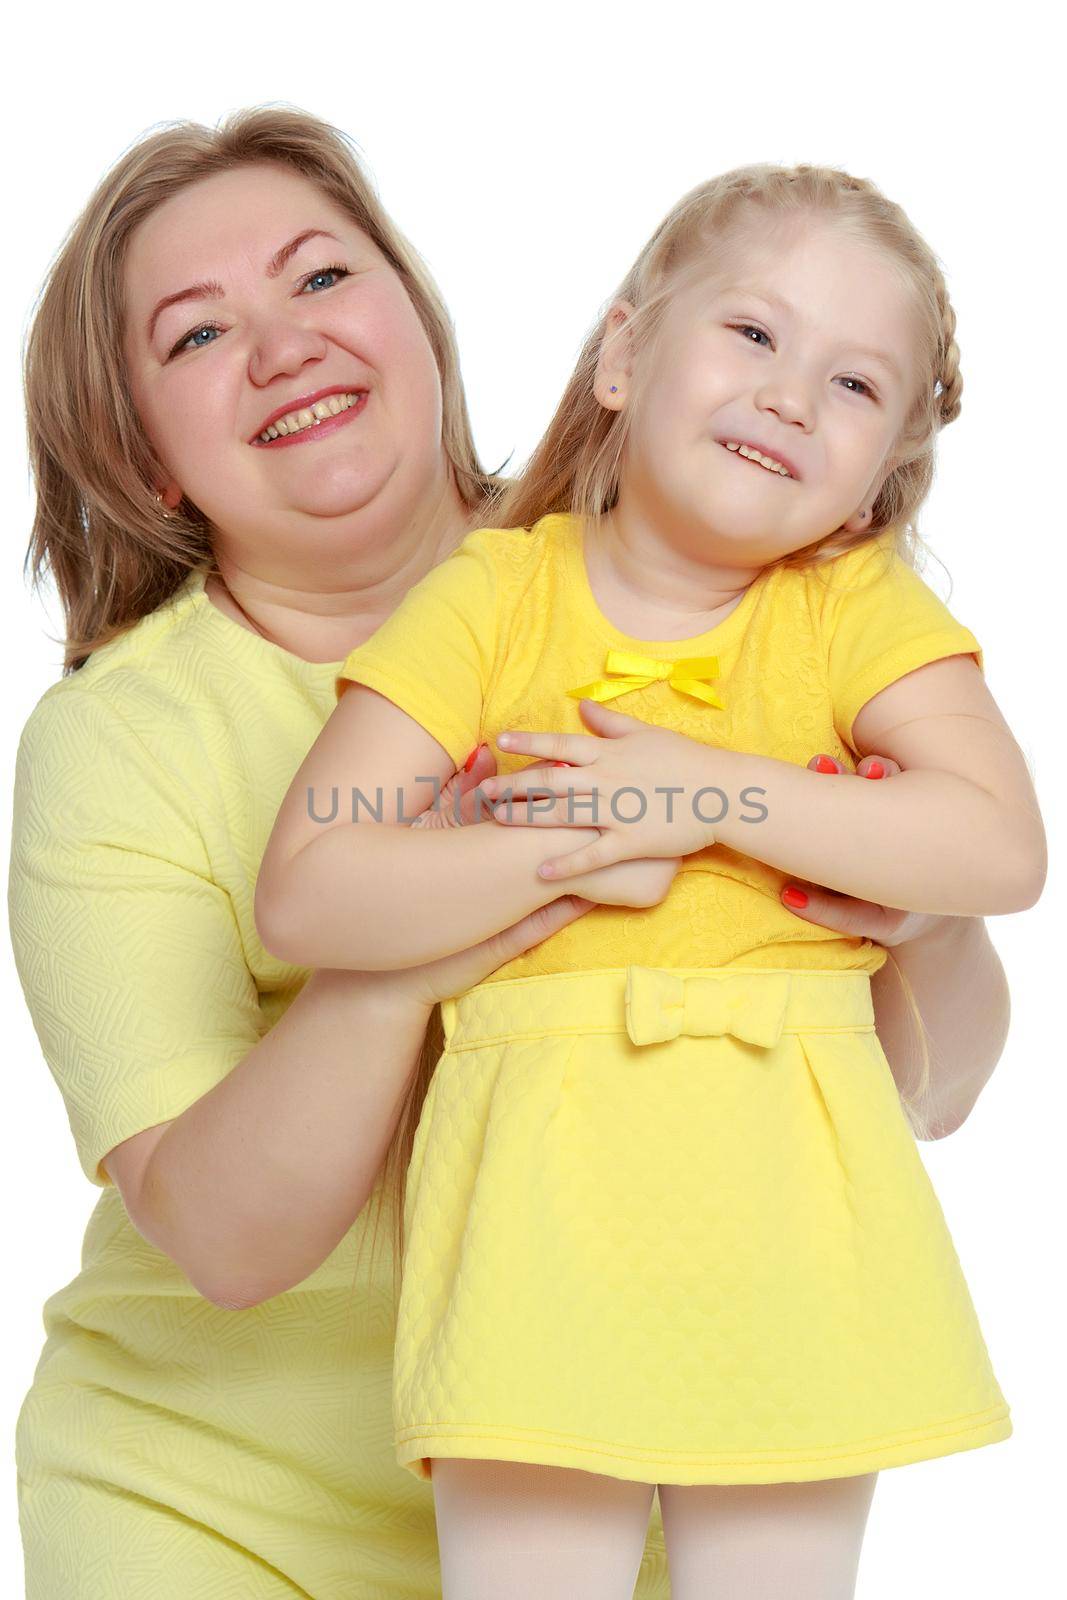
[299,263,351,293]
[167,265,351,358]
[732,322,771,347]
[169,324,223,358]
[838,375,876,400]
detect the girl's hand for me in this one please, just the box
[779,751,943,946]
[480,699,718,880]
[417,741,682,909]
[392,745,677,1010]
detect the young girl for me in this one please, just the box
[256,164,1044,1596]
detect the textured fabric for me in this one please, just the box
[6,566,669,1597]
[333,516,1007,1489]
[394,967,1011,1484]
[337,514,985,984]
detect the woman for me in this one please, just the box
[9,107,1010,1600]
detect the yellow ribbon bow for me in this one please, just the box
[624,967,792,1048]
[567,648,725,709]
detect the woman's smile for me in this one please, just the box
[250,387,369,448]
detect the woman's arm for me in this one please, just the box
[121,893,591,1308]
[110,966,434,1307]
[256,682,663,969]
[777,749,1012,1138]
[871,915,1010,1138]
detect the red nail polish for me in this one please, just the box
[463,744,482,773]
[865,760,885,780]
[782,886,808,908]
[814,755,838,774]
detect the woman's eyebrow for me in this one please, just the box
[714,282,902,381]
[145,228,345,344]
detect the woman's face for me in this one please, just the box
[605,219,920,566]
[123,162,450,573]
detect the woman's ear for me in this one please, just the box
[153,479,183,511]
[593,300,636,411]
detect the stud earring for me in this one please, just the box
[609,385,618,394]
[155,490,174,520]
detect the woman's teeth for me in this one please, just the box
[723,440,793,477]
[258,391,362,442]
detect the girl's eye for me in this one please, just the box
[732,322,771,347]
[729,323,878,400]
[167,264,352,358]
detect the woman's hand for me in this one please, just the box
[478,699,718,878]
[779,751,945,946]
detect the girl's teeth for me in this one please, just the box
[724,440,792,477]
[258,392,361,443]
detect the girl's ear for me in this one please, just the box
[593,299,637,412]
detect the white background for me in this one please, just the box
[3,2,1061,1594]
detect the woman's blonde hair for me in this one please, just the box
[23,104,504,674]
[487,162,968,1148]
[22,105,506,1311]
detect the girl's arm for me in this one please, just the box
[255,683,653,970]
[712,656,1046,915]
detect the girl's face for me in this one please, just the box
[123,162,450,573]
[604,220,920,564]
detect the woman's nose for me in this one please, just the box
[247,316,331,386]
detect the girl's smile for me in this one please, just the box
[716,437,800,480]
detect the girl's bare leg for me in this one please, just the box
[659,1472,878,1600]
[431,1457,657,1600]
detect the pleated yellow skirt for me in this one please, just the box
[393,966,1011,1486]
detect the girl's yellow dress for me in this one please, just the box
[337,512,1012,1488]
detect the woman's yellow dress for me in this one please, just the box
[337,513,1012,1487]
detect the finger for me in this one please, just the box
[490,892,595,949]
[780,880,901,941]
[576,697,655,737]
[422,894,596,999]
[491,795,594,827]
[462,743,498,782]
[807,753,846,774]
[480,766,590,802]
[538,837,621,880]
[494,727,601,764]
[855,753,901,779]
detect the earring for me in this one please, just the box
[609,385,618,393]
[155,490,174,520]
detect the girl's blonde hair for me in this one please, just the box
[494,162,962,572]
[23,104,505,675]
[487,162,968,1151]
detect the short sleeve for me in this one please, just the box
[818,535,985,752]
[335,525,502,769]
[8,690,263,1188]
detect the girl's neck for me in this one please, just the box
[587,508,763,642]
